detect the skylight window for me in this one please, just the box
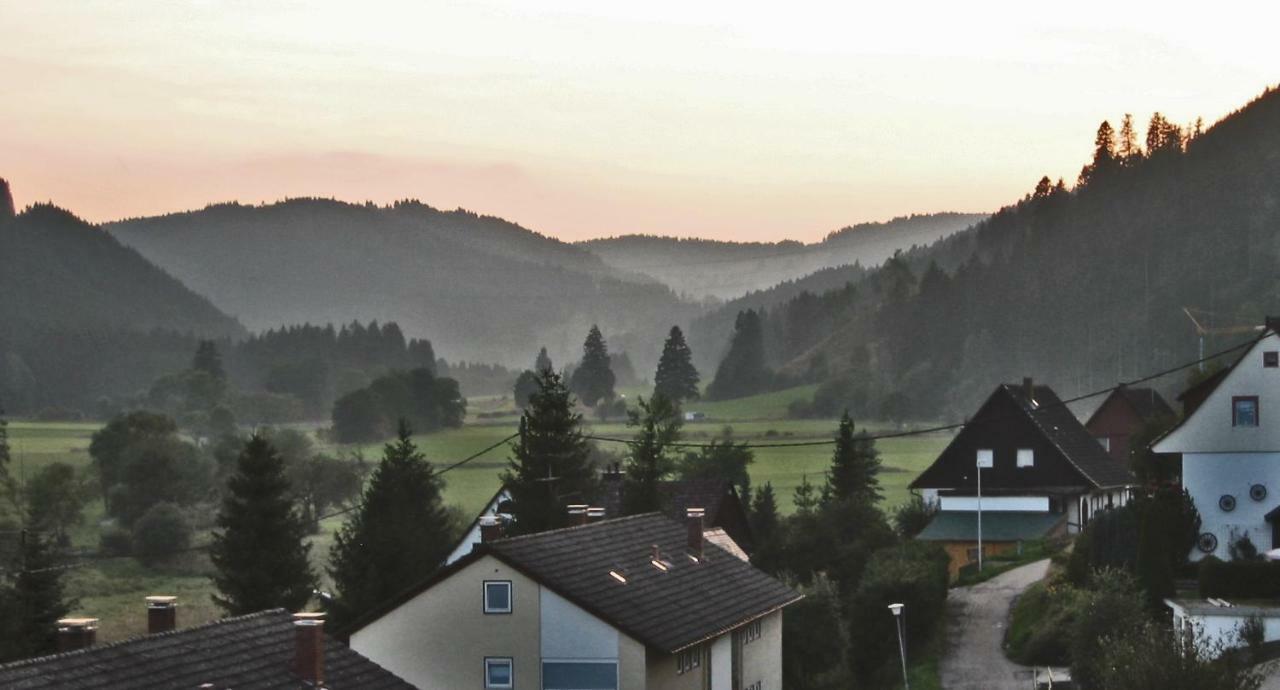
[608,569,627,584]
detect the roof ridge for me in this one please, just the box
[0,608,291,672]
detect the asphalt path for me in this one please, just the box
[938,559,1050,690]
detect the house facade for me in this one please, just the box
[351,512,799,690]
[1166,598,1280,655]
[911,380,1135,576]
[1153,330,1280,560]
[1085,386,1174,465]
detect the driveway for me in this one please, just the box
[939,559,1050,690]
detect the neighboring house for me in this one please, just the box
[1166,598,1280,655]
[0,605,412,689]
[349,512,801,690]
[447,477,753,566]
[1153,329,1280,560]
[911,379,1135,577]
[1085,385,1175,464]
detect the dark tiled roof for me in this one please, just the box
[486,513,800,653]
[0,609,413,689]
[916,511,1065,542]
[1004,384,1135,489]
[600,477,730,522]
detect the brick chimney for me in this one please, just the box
[479,514,503,543]
[567,504,589,526]
[292,612,326,686]
[57,618,98,652]
[586,506,606,523]
[686,508,705,559]
[146,596,178,634]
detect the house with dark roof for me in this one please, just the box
[1085,385,1175,464]
[0,605,412,689]
[350,511,801,690]
[1153,327,1280,561]
[445,477,753,566]
[911,379,1136,578]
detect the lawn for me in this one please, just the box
[5,386,950,641]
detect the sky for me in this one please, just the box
[2,1,1277,242]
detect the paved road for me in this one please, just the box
[939,559,1050,690]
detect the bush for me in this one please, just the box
[892,494,938,539]
[1006,581,1083,665]
[98,523,133,557]
[131,502,192,562]
[1069,569,1147,690]
[1092,620,1262,690]
[1199,558,1280,599]
[845,542,949,685]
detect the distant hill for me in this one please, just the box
[108,199,701,370]
[580,212,986,300]
[701,85,1280,420]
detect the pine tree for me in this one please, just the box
[705,309,772,400]
[0,178,14,222]
[1118,113,1142,163]
[0,404,14,515]
[501,370,597,535]
[192,340,226,381]
[793,475,820,514]
[621,394,682,515]
[751,482,779,540]
[0,531,73,662]
[569,325,615,407]
[210,435,316,616]
[328,421,454,629]
[654,326,701,402]
[535,347,553,374]
[825,412,882,504]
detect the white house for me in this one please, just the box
[1154,329,1280,560]
[1166,598,1280,655]
[349,512,801,690]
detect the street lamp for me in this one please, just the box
[888,603,909,690]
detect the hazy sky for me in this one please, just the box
[3,1,1276,242]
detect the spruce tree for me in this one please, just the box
[535,347,553,374]
[501,370,597,534]
[328,421,454,629]
[705,310,771,400]
[0,178,14,222]
[654,326,700,402]
[621,394,682,515]
[569,325,615,407]
[210,435,315,616]
[749,483,783,575]
[192,340,226,381]
[826,412,882,504]
[0,531,73,662]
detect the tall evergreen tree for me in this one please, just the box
[535,347,553,374]
[705,309,772,400]
[192,340,226,381]
[501,370,597,534]
[621,394,683,515]
[654,326,701,402]
[1118,113,1142,163]
[825,412,882,504]
[569,325,616,407]
[210,435,316,615]
[0,178,14,221]
[0,404,14,515]
[328,421,454,629]
[0,531,73,662]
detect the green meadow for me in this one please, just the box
[5,385,950,641]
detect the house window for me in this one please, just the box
[976,449,994,469]
[1017,449,1034,468]
[675,647,701,674]
[1233,396,1260,427]
[485,658,513,689]
[1096,436,1110,452]
[742,619,763,644]
[544,661,618,690]
[1265,351,1278,368]
[483,581,512,614]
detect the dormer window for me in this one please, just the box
[1233,396,1259,427]
[483,581,512,614]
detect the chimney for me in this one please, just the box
[146,596,178,634]
[567,504,589,526]
[686,508,705,559]
[292,612,326,686]
[586,506,606,523]
[57,618,98,652]
[1267,316,1280,335]
[479,514,503,543]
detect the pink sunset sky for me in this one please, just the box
[3,1,1276,242]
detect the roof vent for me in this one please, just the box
[650,545,671,572]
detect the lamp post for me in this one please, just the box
[888,603,909,690]
[975,449,993,572]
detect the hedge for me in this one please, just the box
[1199,557,1280,599]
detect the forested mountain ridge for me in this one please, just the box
[108,198,701,369]
[581,212,985,300]
[719,85,1280,421]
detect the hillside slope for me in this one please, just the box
[108,199,699,368]
[581,212,985,300]
[697,85,1280,419]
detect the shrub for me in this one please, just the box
[1199,558,1280,599]
[1069,569,1147,690]
[1092,620,1262,690]
[845,542,949,685]
[892,494,938,539]
[131,502,192,562]
[1006,581,1083,666]
[98,524,133,557]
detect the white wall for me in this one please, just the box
[939,496,1049,512]
[1183,452,1279,560]
[540,587,619,659]
[1171,606,1280,655]
[710,634,732,689]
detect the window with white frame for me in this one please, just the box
[1233,396,1260,427]
[675,647,701,674]
[484,658,513,689]
[483,581,512,614]
[1017,449,1034,468]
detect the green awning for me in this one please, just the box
[916,511,1063,542]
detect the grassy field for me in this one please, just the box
[5,385,950,641]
